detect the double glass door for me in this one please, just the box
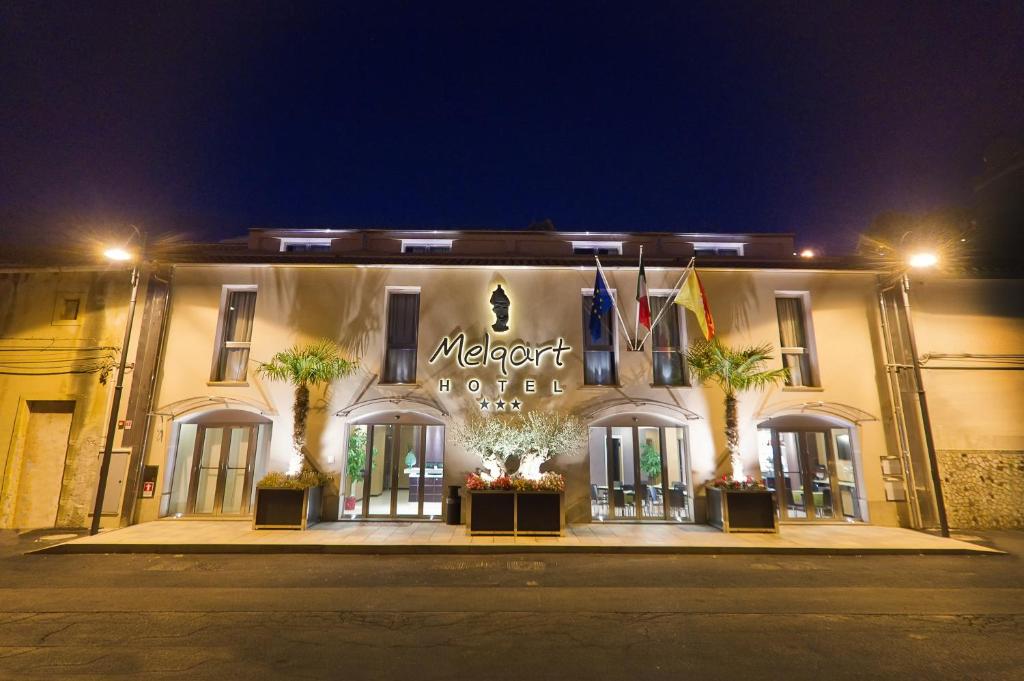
[589,425,692,521]
[758,427,861,521]
[186,425,258,515]
[345,424,444,519]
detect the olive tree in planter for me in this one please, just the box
[252,339,358,528]
[686,338,788,532]
[455,411,585,535]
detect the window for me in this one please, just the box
[581,292,617,385]
[692,242,744,256]
[382,291,420,383]
[401,239,452,254]
[279,238,333,252]
[211,287,257,382]
[776,294,818,387]
[572,241,622,256]
[650,295,686,386]
[52,293,83,325]
[283,243,331,253]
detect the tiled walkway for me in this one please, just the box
[38,519,1000,555]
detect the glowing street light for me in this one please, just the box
[799,248,815,258]
[103,247,135,262]
[908,252,939,269]
[91,228,144,535]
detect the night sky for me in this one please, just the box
[1,1,1021,254]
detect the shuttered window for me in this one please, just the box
[383,292,420,383]
[582,294,617,385]
[651,295,686,386]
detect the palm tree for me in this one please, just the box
[686,338,789,479]
[257,338,358,475]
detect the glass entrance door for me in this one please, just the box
[589,425,692,521]
[758,426,860,522]
[186,425,258,515]
[345,423,445,520]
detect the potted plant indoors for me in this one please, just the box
[343,427,375,512]
[686,338,788,532]
[253,338,358,529]
[455,411,585,536]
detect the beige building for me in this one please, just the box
[2,228,1020,532]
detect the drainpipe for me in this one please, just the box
[899,273,951,537]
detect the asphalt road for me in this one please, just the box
[0,529,1021,681]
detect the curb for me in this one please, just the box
[30,542,1003,556]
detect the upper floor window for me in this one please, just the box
[52,293,83,325]
[650,295,687,386]
[581,292,617,385]
[693,242,745,256]
[382,290,421,383]
[279,238,333,253]
[211,287,257,382]
[401,239,452,254]
[572,241,622,256]
[775,294,819,387]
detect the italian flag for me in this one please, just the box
[674,269,715,340]
[636,260,651,330]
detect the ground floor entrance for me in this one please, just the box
[343,423,444,519]
[757,416,863,522]
[164,410,270,518]
[588,423,693,521]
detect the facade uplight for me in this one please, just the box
[908,252,938,269]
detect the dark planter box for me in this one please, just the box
[252,486,322,530]
[706,487,777,533]
[468,490,564,536]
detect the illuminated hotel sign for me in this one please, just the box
[429,286,571,409]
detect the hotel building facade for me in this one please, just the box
[2,228,1021,532]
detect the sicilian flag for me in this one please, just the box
[674,269,715,340]
[636,259,651,330]
[589,266,614,341]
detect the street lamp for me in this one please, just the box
[908,252,939,269]
[90,228,144,535]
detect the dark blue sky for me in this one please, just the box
[1,1,1021,253]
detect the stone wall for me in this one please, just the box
[937,450,1024,529]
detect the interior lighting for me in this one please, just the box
[908,252,939,269]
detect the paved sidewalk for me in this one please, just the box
[35,519,1000,555]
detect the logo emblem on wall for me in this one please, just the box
[430,284,571,410]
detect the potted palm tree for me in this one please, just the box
[686,338,788,532]
[252,339,358,529]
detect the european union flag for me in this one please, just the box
[589,268,614,342]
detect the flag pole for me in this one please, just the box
[595,256,635,351]
[636,256,695,350]
[633,245,642,351]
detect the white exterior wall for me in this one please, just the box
[138,264,900,526]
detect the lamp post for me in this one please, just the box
[90,229,144,535]
[891,251,950,538]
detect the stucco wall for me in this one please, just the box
[0,270,135,529]
[137,264,899,526]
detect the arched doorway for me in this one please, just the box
[342,411,446,520]
[588,413,694,522]
[757,414,864,522]
[164,409,272,517]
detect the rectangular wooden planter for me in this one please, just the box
[467,490,564,536]
[252,486,322,530]
[706,487,778,533]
